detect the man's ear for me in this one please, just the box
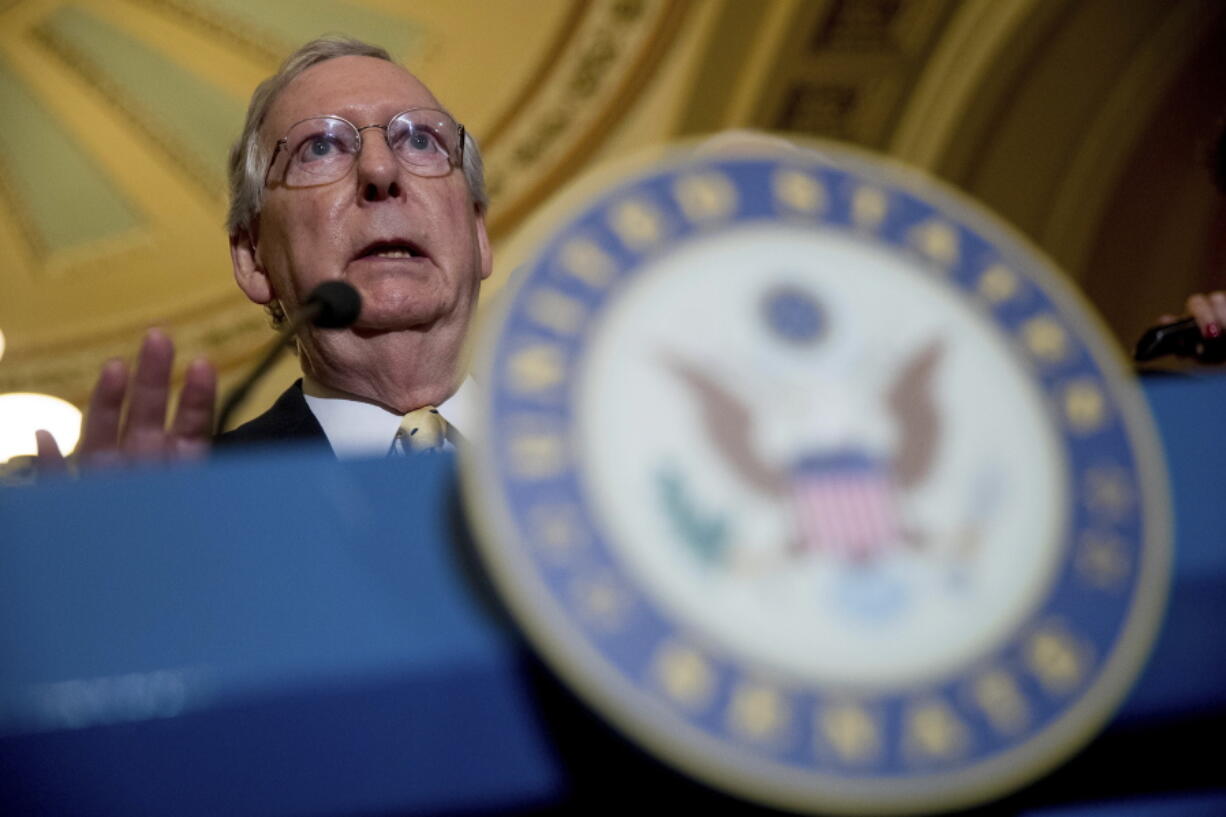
[230,228,273,304]
[475,206,493,281]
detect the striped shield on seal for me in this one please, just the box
[790,450,901,561]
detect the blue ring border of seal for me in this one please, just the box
[461,139,1172,815]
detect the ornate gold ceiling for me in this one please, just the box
[1,0,1223,420]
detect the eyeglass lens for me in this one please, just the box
[278,110,459,185]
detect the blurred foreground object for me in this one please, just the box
[462,137,1172,814]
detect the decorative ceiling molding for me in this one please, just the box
[680,0,956,147]
[769,0,954,147]
[0,299,269,398]
[482,0,690,238]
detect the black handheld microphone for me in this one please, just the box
[1133,317,1226,363]
[214,281,362,434]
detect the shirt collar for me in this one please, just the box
[301,376,478,459]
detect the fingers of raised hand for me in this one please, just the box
[77,357,130,466]
[34,429,68,476]
[169,357,218,460]
[74,329,215,469]
[120,329,177,459]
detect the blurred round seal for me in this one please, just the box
[461,135,1170,814]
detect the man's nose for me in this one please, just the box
[355,127,402,202]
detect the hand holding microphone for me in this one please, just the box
[1134,291,1226,363]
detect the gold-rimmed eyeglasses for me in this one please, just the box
[263,108,465,187]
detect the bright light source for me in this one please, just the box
[0,393,82,462]
[0,328,5,363]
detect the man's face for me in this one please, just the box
[241,56,491,333]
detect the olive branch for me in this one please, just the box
[656,467,729,565]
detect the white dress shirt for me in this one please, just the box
[301,376,478,459]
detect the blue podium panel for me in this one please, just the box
[1123,374,1226,723]
[1025,791,1226,817]
[0,450,559,817]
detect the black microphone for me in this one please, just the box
[1133,317,1226,363]
[307,280,362,328]
[214,281,362,434]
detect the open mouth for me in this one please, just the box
[355,240,426,261]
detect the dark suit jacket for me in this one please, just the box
[213,380,331,452]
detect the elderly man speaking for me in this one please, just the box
[37,37,492,466]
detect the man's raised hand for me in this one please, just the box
[37,329,218,473]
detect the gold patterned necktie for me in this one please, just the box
[394,405,448,454]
